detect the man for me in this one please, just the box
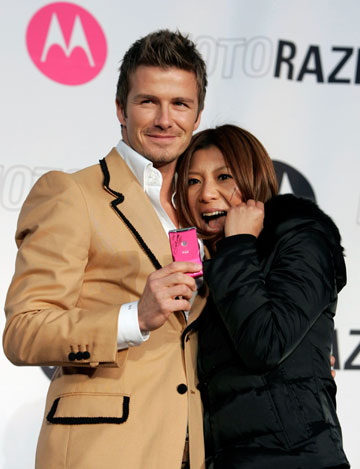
[3,30,207,469]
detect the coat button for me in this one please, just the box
[75,351,83,360]
[83,351,90,359]
[177,384,188,394]
[68,352,76,361]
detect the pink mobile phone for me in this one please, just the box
[169,227,203,278]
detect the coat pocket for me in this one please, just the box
[46,392,130,425]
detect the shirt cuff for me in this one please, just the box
[117,301,150,350]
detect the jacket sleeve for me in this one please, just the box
[203,230,337,372]
[3,171,124,368]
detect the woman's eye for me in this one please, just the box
[188,178,200,186]
[218,174,232,181]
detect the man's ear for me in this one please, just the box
[194,110,202,131]
[116,101,126,126]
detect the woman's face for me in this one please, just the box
[187,145,242,235]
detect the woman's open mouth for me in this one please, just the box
[202,211,227,231]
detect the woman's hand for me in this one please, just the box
[225,199,264,238]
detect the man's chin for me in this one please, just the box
[143,149,180,167]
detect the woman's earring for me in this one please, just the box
[171,172,178,209]
[171,192,177,209]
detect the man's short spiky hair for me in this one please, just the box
[116,29,207,117]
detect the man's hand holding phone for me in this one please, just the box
[138,261,202,333]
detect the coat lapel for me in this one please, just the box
[100,148,173,270]
[99,148,208,330]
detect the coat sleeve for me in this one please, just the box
[3,171,124,368]
[203,230,338,372]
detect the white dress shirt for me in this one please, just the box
[115,140,203,349]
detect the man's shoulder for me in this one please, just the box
[53,147,123,187]
[29,162,102,200]
[27,148,130,203]
[72,147,128,183]
[71,161,103,184]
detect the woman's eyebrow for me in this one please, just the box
[189,165,229,174]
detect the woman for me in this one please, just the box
[176,125,350,468]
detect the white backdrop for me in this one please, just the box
[1,1,359,467]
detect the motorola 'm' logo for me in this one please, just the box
[26,2,107,85]
[273,160,316,201]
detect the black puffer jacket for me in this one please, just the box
[197,194,350,469]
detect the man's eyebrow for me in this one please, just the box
[173,97,196,105]
[132,94,158,101]
[132,94,196,104]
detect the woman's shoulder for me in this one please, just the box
[263,194,340,236]
[262,194,342,245]
[260,194,346,291]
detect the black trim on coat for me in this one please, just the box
[99,158,162,271]
[46,396,130,425]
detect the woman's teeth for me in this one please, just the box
[202,211,227,225]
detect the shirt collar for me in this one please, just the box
[115,140,162,189]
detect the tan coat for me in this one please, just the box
[3,149,206,469]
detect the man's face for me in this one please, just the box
[117,66,202,168]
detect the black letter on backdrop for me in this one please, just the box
[354,49,360,83]
[328,47,352,83]
[274,40,296,79]
[297,45,324,82]
[344,330,360,370]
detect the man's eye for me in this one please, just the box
[218,174,232,181]
[141,99,153,104]
[175,101,186,107]
[188,178,200,186]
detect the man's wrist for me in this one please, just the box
[117,301,150,350]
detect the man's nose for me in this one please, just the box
[154,105,172,129]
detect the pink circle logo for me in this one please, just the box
[26,2,107,85]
